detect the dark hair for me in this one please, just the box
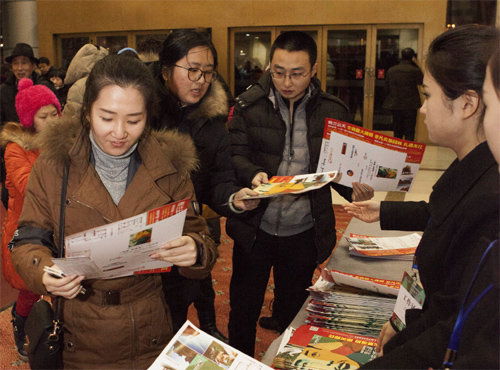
[82,54,157,130]
[426,24,499,101]
[270,31,317,66]
[137,37,162,55]
[401,48,416,61]
[159,29,218,71]
[48,67,66,81]
[39,57,50,65]
[488,40,500,98]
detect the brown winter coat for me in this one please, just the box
[11,116,217,369]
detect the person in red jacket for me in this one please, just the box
[0,78,61,360]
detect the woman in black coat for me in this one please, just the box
[151,30,258,340]
[344,25,499,369]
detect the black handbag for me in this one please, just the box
[25,163,69,369]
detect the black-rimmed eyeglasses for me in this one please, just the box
[270,70,311,81]
[174,65,217,83]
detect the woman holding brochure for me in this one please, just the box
[10,54,217,369]
[343,25,499,369]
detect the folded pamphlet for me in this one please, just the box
[346,233,421,260]
[246,171,338,199]
[148,320,271,369]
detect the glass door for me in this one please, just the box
[230,26,321,97]
[324,25,422,131]
[232,30,273,97]
[325,28,369,126]
[371,27,421,131]
[230,24,422,133]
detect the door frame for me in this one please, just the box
[366,23,424,131]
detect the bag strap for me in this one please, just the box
[54,162,69,320]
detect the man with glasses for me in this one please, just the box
[227,31,374,357]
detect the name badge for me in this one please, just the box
[391,271,425,331]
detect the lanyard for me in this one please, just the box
[441,239,497,369]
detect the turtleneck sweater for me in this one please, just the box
[89,131,138,205]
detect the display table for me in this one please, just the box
[261,217,417,366]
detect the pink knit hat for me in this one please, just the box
[15,78,61,128]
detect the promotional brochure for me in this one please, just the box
[346,233,421,261]
[272,324,378,369]
[52,199,190,279]
[148,320,271,370]
[306,272,396,337]
[246,171,338,199]
[317,118,426,192]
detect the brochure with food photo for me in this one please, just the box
[317,118,426,192]
[246,171,338,199]
[53,199,190,279]
[148,321,271,370]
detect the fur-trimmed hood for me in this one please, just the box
[0,121,40,151]
[37,115,198,177]
[186,79,229,121]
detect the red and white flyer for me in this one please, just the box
[52,199,190,279]
[317,118,426,192]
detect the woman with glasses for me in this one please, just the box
[152,29,259,341]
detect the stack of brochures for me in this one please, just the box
[305,273,396,338]
[149,321,271,369]
[272,324,378,369]
[346,232,421,261]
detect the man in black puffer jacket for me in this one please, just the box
[227,31,374,357]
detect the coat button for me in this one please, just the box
[66,341,75,352]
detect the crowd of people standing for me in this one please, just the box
[0,24,498,369]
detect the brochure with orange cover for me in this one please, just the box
[246,171,338,199]
[273,324,378,369]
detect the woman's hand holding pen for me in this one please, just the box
[342,200,381,223]
[233,187,260,211]
[150,236,198,267]
[42,264,85,299]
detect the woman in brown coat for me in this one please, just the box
[10,54,217,369]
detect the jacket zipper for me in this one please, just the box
[271,103,289,235]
